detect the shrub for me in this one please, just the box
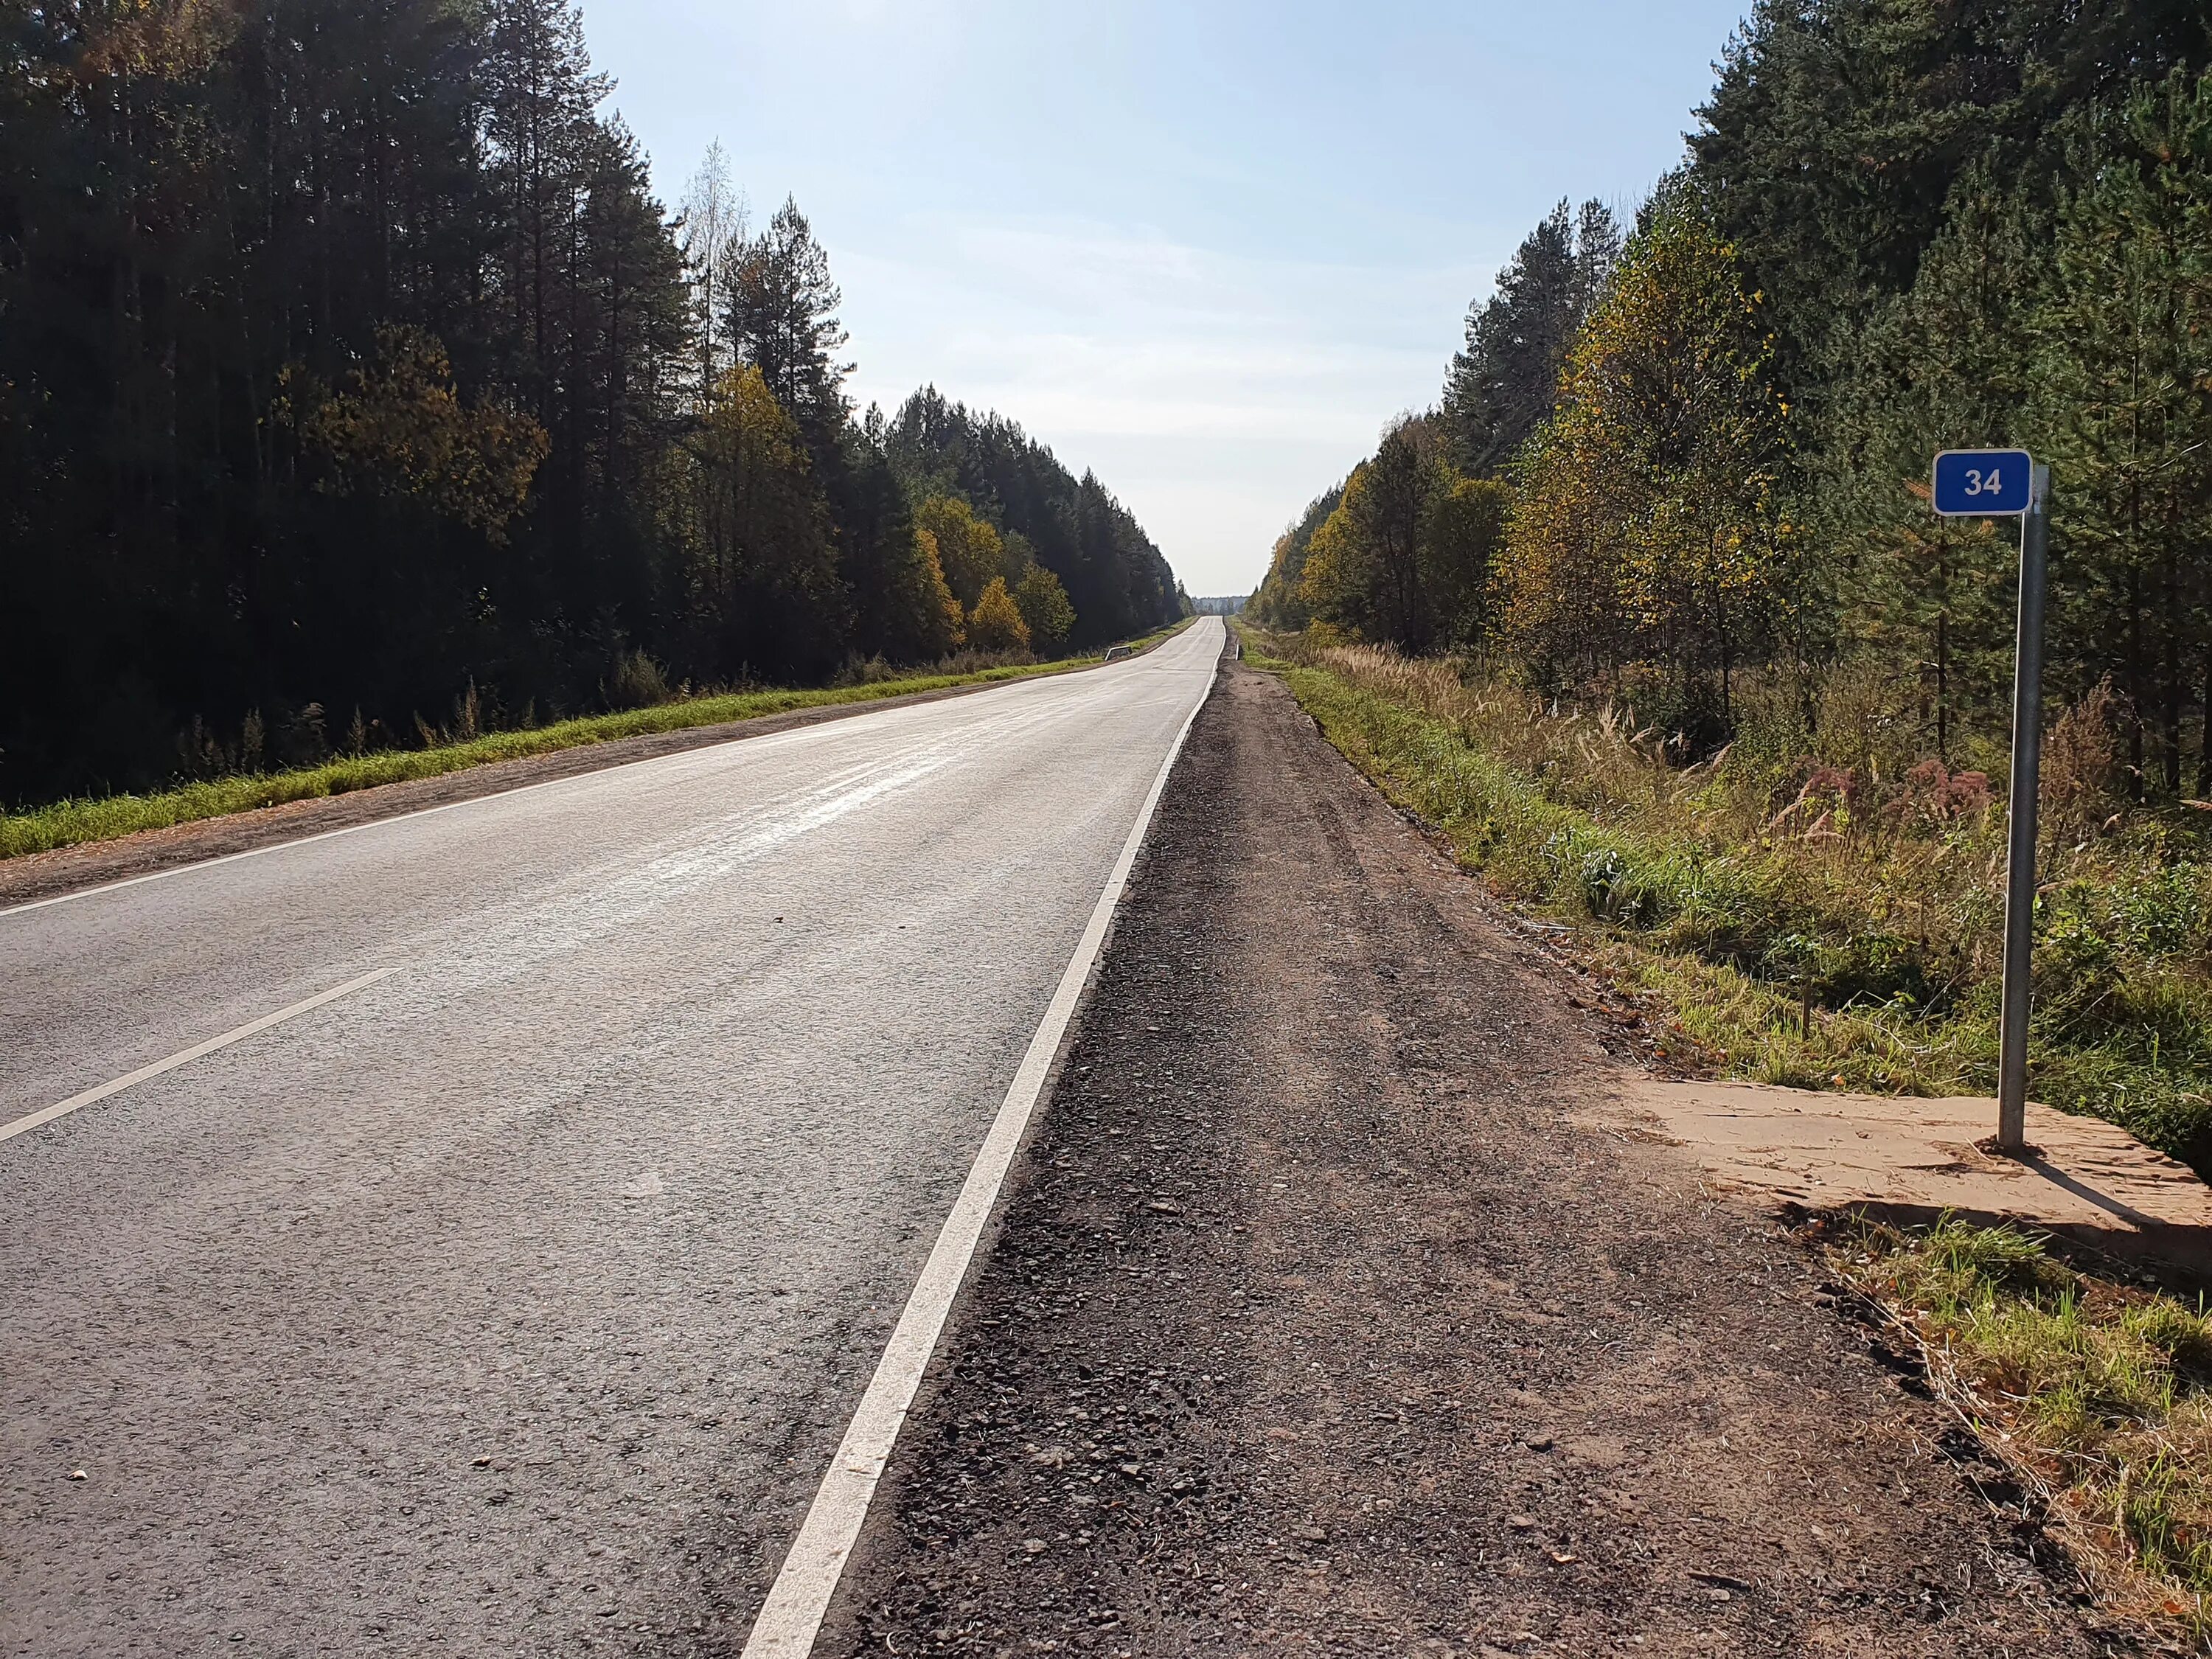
[967,577,1032,653]
[603,650,671,711]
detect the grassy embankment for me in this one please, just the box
[2,620,1193,863]
[1237,627,2212,1167]
[1841,1216,2212,1625]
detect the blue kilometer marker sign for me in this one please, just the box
[1932,449,2034,516]
[1928,443,2048,1157]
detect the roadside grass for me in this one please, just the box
[3,620,1194,863]
[1839,1214,2212,1627]
[1236,625,2212,1166]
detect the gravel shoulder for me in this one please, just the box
[820,660,2132,1657]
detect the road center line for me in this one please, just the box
[740,658,1216,1658]
[0,966,402,1147]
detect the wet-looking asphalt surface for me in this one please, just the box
[0,618,1224,1656]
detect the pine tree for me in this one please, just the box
[726,196,852,462]
[1823,168,2043,761]
[2030,71,2212,793]
[1442,201,1621,476]
[483,0,607,389]
[838,437,965,663]
[1691,0,2211,451]
[0,0,1178,800]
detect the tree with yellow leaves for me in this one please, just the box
[1298,420,1439,649]
[967,576,1033,653]
[1503,182,1792,726]
[282,326,549,541]
[912,527,969,652]
[915,495,1012,609]
[1295,416,1505,652]
[681,364,843,672]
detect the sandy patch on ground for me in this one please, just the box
[1600,1079,2212,1279]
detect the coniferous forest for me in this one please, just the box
[1253,2,2212,789]
[0,0,1183,804]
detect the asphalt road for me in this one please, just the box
[0,617,1223,1658]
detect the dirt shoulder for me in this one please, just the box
[821,661,2132,1657]
[0,670,1085,911]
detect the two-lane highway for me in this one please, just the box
[0,617,1223,1655]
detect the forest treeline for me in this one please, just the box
[0,0,1183,804]
[1252,1,2212,793]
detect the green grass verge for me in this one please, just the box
[1843,1215,2212,1627]
[1242,633,2212,1165]
[4,620,1194,863]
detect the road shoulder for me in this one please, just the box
[821,659,2121,1656]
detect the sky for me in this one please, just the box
[583,0,1753,597]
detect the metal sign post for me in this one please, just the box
[1932,450,2047,1155]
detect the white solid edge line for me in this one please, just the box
[738,647,1217,1659]
[0,636,1191,922]
[0,966,402,1147]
